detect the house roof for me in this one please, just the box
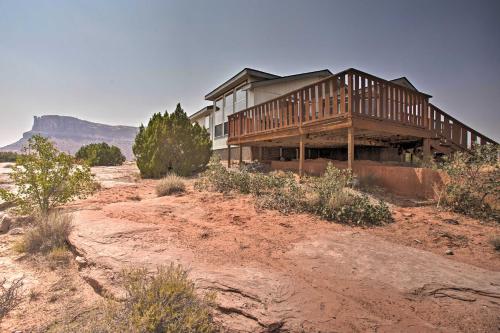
[205,68,280,101]
[240,69,332,90]
[189,105,215,121]
[390,77,419,92]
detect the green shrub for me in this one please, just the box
[0,135,97,216]
[20,213,73,254]
[436,144,499,221]
[86,265,216,333]
[194,155,232,193]
[0,151,20,163]
[156,174,186,196]
[75,143,126,166]
[197,161,392,226]
[133,104,212,178]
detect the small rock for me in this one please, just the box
[445,249,454,255]
[414,239,422,244]
[0,214,12,233]
[402,212,414,218]
[443,219,459,225]
[8,227,24,235]
[75,256,87,266]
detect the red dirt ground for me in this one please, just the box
[1,163,499,332]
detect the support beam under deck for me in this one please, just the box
[348,127,354,169]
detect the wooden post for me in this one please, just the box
[238,145,243,166]
[423,138,431,162]
[258,146,263,161]
[299,135,305,177]
[227,144,231,168]
[347,127,354,170]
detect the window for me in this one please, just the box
[223,121,228,135]
[235,88,247,112]
[224,92,234,121]
[214,98,223,126]
[214,124,223,137]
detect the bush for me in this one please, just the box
[156,174,186,196]
[76,142,126,166]
[196,160,392,226]
[87,265,216,333]
[19,213,73,254]
[0,135,97,216]
[0,152,20,163]
[436,144,499,221]
[0,277,24,322]
[47,247,72,269]
[133,104,212,178]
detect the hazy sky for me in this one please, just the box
[1,0,499,146]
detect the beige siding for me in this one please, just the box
[252,76,326,105]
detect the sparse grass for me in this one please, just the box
[19,213,73,254]
[0,277,24,322]
[47,247,73,269]
[77,264,217,333]
[490,235,500,251]
[156,174,186,196]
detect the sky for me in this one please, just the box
[0,0,499,146]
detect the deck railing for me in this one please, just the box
[428,103,496,148]
[228,68,496,148]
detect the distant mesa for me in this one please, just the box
[0,115,139,160]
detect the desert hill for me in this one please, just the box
[0,115,138,159]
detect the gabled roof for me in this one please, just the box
[390,77,419,92]
[205,68,280,101]
[189,105,215,121]
[241,69,332,90]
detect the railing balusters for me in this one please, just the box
[227,68,495,148]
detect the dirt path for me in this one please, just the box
[65,174,500,332]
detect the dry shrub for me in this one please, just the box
[436,144,499,221]
[82,264,216,333]
[47,247,72,269]
[156,174,186,196]
[0,277,24,321]
[20,213,73,254]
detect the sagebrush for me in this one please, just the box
[436,144,499,221]
[80,265,217,333]
[196,157,392,226]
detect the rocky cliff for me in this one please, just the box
[0,115,138,159]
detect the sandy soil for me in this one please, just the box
[1,163,499,332]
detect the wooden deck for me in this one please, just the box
[227,68,496,173]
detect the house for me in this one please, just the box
[190,68,332,160]
[192,67,497,176]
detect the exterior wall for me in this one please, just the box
[203,74,329,152]
[253,75,327,105]
[212,136,228,150]
[213,146,252,161]
[270,159,444,199]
